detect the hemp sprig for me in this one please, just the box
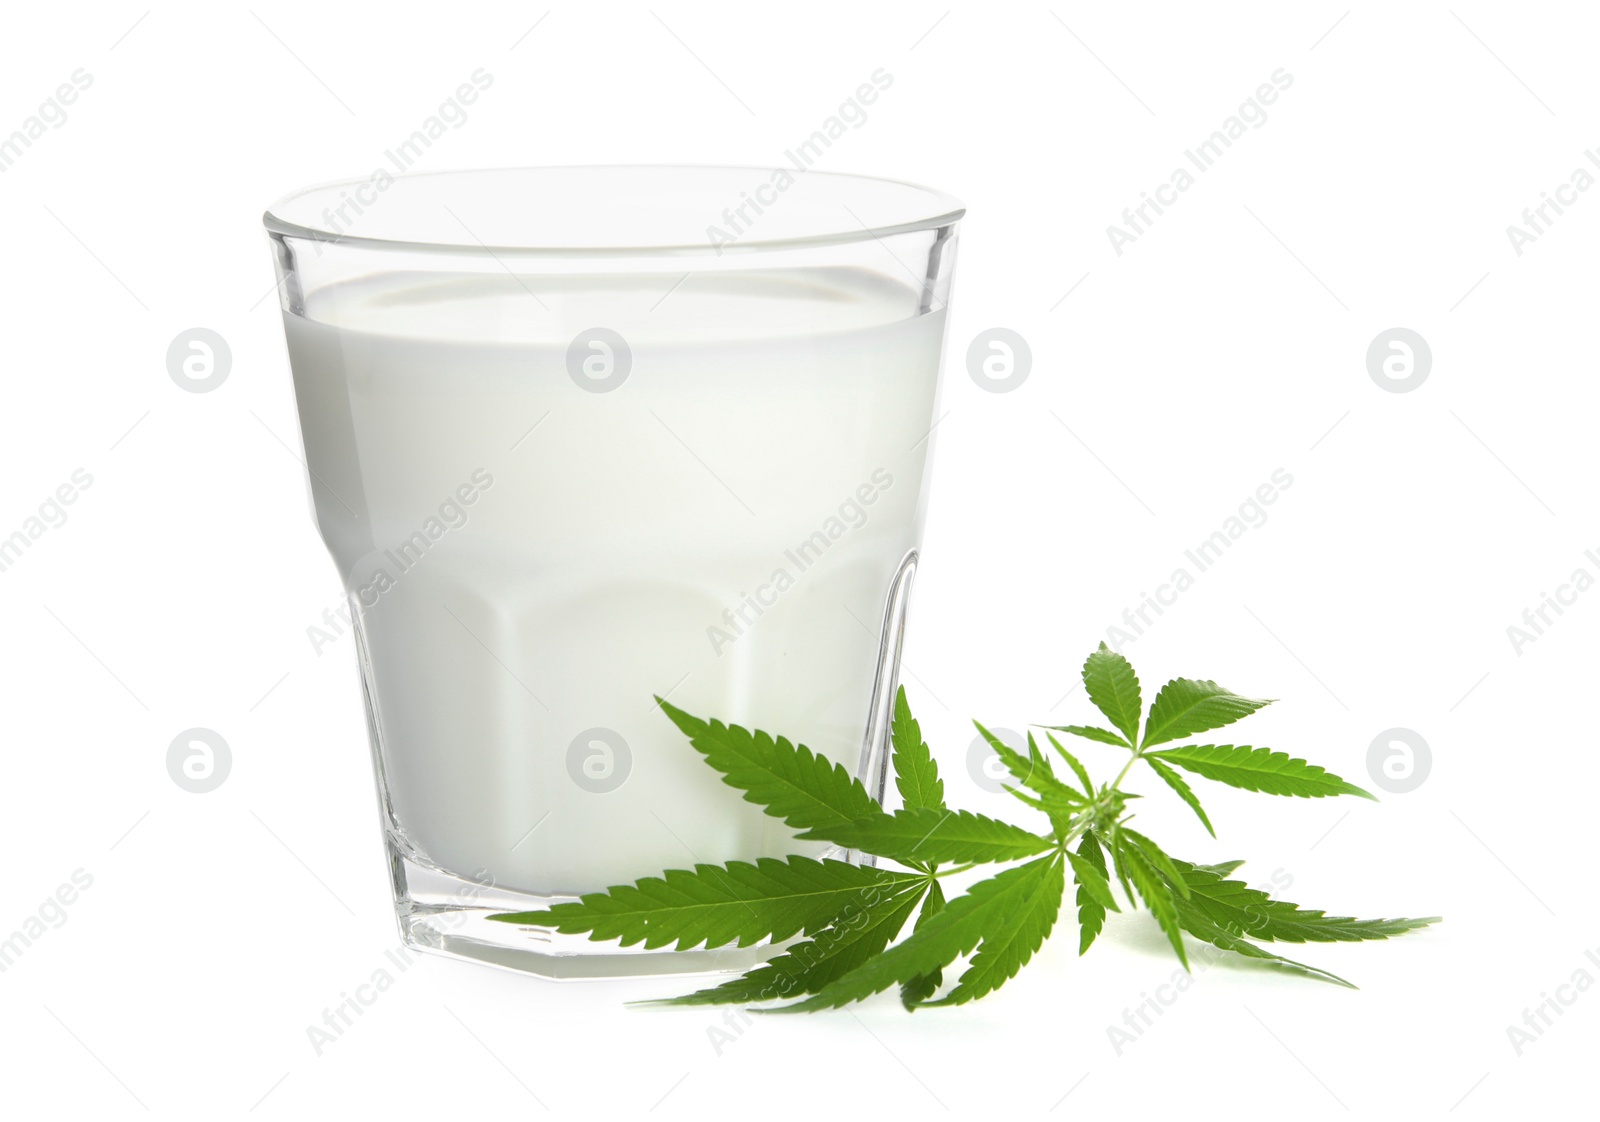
[491,644,1439,1009]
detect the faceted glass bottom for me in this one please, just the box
[387,843,783,980]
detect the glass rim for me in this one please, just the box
[262,164,965,257]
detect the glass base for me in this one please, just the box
[387,842,784,980]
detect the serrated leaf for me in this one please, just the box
[898,969,941,1010]
[489,856,924,952]
[1083,644,1142,745]
[1005,783,1085,819]
[1141,678,1271,748]
[1120,827,1190,899]
[1169,859,1440,944]
[653,879,929,1006]
[1198,859,1247,877]
[1171,902,1357,989]
[923,856,1064,1006]
[1146,744,1376,800]
[798,807,1055,865]
[1145,756,1215,837]
[973,721,1042,788]
[1023,732,1070,836]
[1116,834,1189,970]
[1006,787,1087,850]
[892,687,944,812]
[657,699,878,831]
[1044,733,1096,796]
[1026,731,1056,782]
[1075,832,1111,955]
[1065,847,1118,913]
[1005,787,1049,814]
[1108,829,1136,906]
[975,720,1083,841]
[1042,724,1131,749]
[900,879,946,1010]
[973,722,1085,808]
[767,857,1063,1012]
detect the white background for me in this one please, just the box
[1,1,1593,1116]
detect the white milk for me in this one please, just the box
[283,266,945,896]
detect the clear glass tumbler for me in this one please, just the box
[263,167,963,976]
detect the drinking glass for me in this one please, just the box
[263,167,963,976]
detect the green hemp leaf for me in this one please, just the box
[491,655,1438,1009]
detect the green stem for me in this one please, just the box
[1107,750,1142,793]
[1057,744,1144,853]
